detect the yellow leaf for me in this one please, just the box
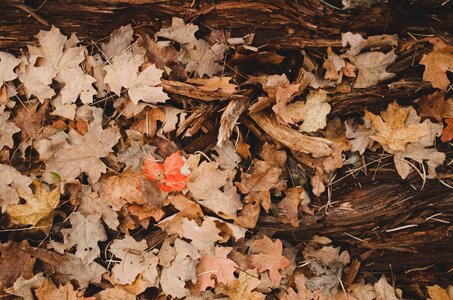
[7,180,59,226]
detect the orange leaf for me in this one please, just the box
[143,152,190,192]
[441,118,453,142]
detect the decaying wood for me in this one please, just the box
[217,97,251,146]
[251,110,333,158]
[162,80,239,102]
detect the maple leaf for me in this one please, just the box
[143,151,190,192]
[101,24,134,60]
[441,118,453,142]
[7,180,59,226]
[180,39,227,77]
[103,42,168,105]
[364,102,430,152]
[215,269,265,300]
[109,236,159,286]
[249,237,291,286]
[160,238,200,298]
[61,211,107,264]
[18,26,96,104]
[350,50,397,88]
[0,51,21,84]
[35,107,120,183]
[196,246,238,291]
[188,160,243,218]
[155,17,199,46]
[0,164,32,213]
[181,217,223,254]
[420,47,453,90]
[56,253,106,288]
[0,105,20,150]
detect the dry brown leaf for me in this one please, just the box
[6,273,45,300]
[196,246,238,291]
[0,164,32,213]
[160,238,200,298]
[420,47,453,91]
[323,47,346,81]
[109,236,159,287]
[35,280,89,300]
[426,285,451,300]
[56,253,106,288]
[215,269,265,300]
[277,187,311,227]
[350,50,397,88]
[155,17,199,46]
[36,107,119,183]
[95,287,136,300]
[187,76,237,93]
[249,237,291,286]
[182,217,223,254]
[374,275,400,300]
[7,180,59,226]
[101,24,134,60]
[418,91,453,122]
[0,104,20,150]
[0,241,36,290]
[0,51,21,84]
[60,212,107,264]
[13,100,48,154]
[180,39,227,77]
[298,89,331,132]
[364,102,430,152]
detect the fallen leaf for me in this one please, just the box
[298,89,331,132]
[441,118,453,142]
[35,107,120,183]
[345,118,373,154]
[109,236,159,287]
[215,269,265,300]
[0,104,20,150]
[182,217,223,254]
[426,284,451,300]
[374,275,400,300]
[0,164,32,213]
[155,17,199,46]
[95,287,136,300]
[187,76,237,93]
[249,237,291,286]
[56,253,106,288]
[7,180,59,226]
[350,50,397,88]
[277,187,311,227]
[420,47,453,90]
[61,211,107,264]
[101,24,134,60]
[6,273,45,300]
[77,185,119,230]
[196,246,238,291]
[0,241,36,290]
[0,51,21,84]
[35,280,91,300]
[417,91,453,122]
[180,39,227,77]
[160,238,200,298]
[323,47,345,81]
[143,151,190,192]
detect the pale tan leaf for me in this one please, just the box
[101,24,134,60]
[0,105,20,150]
[0,52,21,84]
[350,50,397,88]
[156,17,199,45]
[0,164,32,213]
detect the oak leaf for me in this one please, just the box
[6,273,45,300]
[61,211,107,264]
[7,180,59,226]
[420,47,453,90]
[109,236,159,286]
[196,246,238,291]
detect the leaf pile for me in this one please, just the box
[0,17,451,300]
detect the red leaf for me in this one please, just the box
[441,118,453,142]
[143,152,190,192]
